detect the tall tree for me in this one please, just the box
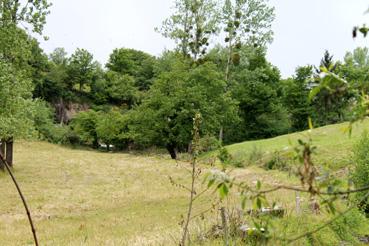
[130,55,237,159]
[106,48,156,91]
[229,47,289,141]
[157,0,219,60]
[0,60,34,165]
[311,51,351,125]
[68,48,100,91]
[341,47,369,93]
[221,0,274,84]
[0,0,51,34]
[0,0,51,165]
[281,66,314,131]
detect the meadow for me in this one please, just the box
[1,119,369,245]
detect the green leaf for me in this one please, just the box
[241,197,247,209]
[256,180,261,190]
[256,197,262,209]
[207,179,215,188]
[219,183,229,199]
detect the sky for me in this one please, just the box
[38,0,368,78]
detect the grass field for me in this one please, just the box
[214,119,369,171]
[1,120,369,245]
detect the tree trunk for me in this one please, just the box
[166,143,177,160]
[6,138,13,166]
[218,127,223,145]
[0,139,5,170]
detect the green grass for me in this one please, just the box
[212,119,369,171]
[1,120,369,245]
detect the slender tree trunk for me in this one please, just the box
[0,139,5,170]
[6,138,13,166]
[219,36,233,144]
[220,207,229,246]
[180,154,196,246]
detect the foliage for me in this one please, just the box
[0,0,52,34]
[106,48,156,90]
[281,66,314,131]
[0,60,34,140]
[104,71,140,108]
[130,56,238,157]
[309,51,353,125]
[198,135,220,153]
[352,132,369,214]
[157,0,219,60]
[67,48,101,91]
[341,47,369,93]
[70,110,99,148]
[229,47,290,140]
[96,110,128,150]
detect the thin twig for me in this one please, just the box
[192,186,210,203]
[0,153,39,246]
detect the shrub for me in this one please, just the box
[352,132,369,215]
[263,151,290,171]
[198,135,220,154]
[218,147,232,166]
[247,145,264,165]
[33,100,70,144]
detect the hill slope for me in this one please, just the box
[1,120,369,245]
[220,119,369,170]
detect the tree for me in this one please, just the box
[106,48,156,91]
[96,110,127,151]
[105,71,140,108]
[70,110,99,148]
[0,0,51,34]
[68,48,100,91]
[310,51,352,125]
[229,47,290,141]
[157,0,219,60]
[221,0,274,84]
[130,55,237,159]
[341,47,369,93]
[0,0,51,166]
[281,66,314,131]
[0,60,34,165]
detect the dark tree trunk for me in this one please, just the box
[0,139,5,170]
[92,138,99,149]
[166,143,177,160]
[6,138,13,166]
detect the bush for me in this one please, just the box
[217,147,244,168]
[263,151,290,171]
[218,147,232,166]
[33,100,70,144]
[198,135,220,154]
[352,132,369,215]
[247,145,264,165]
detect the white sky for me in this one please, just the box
[38,0,368,78]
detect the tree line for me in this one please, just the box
[1,0,369,161]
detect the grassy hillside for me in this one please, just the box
[0,120,369,245]
[0,141,307,245]
[218,119,369,170]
